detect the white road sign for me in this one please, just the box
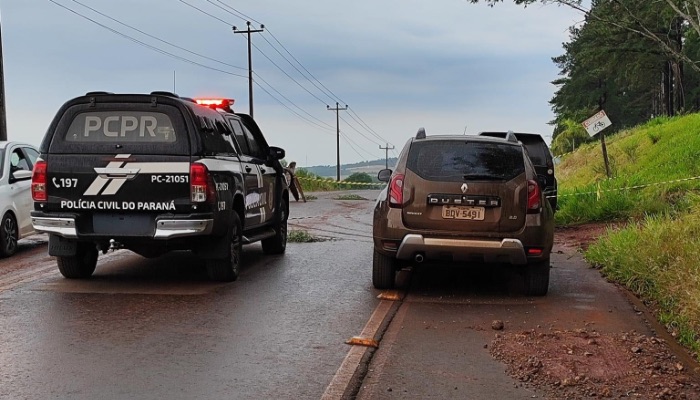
[582,110,612,137]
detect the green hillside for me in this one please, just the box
[556,114,700,225]
[557,113,700,360]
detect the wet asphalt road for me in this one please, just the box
[1,190,696,399]
[0,191,381,400]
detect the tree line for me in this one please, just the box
[470,0,700,155]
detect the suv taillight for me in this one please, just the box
[527,179,541,213]
[389,173,404,208]
[190,163,209,203]
[31,160,47,201]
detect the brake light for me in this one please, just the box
[527,179,541,213]
[31,160,47,201]
[190,163,209,203]
[389,173,405,208]
[527,248,543,256]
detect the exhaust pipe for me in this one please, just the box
[414,253,425,263]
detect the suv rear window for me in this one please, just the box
[407,141,525,182]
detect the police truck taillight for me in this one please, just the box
[190,163,209,203]
[527,179,541,213]
[388,173,405,208]
[31,160,47,201]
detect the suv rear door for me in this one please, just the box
[44,104,192,218]
[401,139,528,234]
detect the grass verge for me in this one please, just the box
[585,198,700,359]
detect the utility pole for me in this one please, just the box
[0,18,8,141]
[233,21,264,118]
[327,102,347,181]
[379,143,394,169]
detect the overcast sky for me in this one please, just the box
[2,0,582,167]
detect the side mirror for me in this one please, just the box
[377,169,392,183]
[10,169,32,183]
[269,146,285,160]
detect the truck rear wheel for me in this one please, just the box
[57,242,98,279]
[262,201,287,255]
[206,213,242,282]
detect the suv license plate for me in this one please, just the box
[442,206,485,220]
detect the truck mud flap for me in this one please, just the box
[49,234,77,257]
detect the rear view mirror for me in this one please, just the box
[269,146,285,160]
[378,169,392,183]
[10,169,32,183]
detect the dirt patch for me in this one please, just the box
[491,329,700,399]
[487,224,700,398]
[555,223,625,252]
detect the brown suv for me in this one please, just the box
[372,128,554,295]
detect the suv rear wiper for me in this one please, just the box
[462,174,504,181]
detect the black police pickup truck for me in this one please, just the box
[31,91,289,282]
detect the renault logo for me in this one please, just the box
[461,183,468,193]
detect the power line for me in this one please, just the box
[57,0,390,161]
[209,0,261,25]
[347,107,389,144]
[338,115,382,147]
[253,81,335,134]
[250,41,328,105]
[177,0,391,149]
[46,0,248,79]
[259,32,335,104]
[253,72,334,131]
[178,0,233,26]
[340,133,370,162]
[70,0,246,71]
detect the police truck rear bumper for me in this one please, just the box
[31,215,214,239]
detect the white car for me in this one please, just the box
[0,141,40,257]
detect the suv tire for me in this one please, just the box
[372,249,396,289]
[207,213,242,282]
[57,242,98,279]
[0,213,18,257]
[261,201,287,255]
[525,259,550,296]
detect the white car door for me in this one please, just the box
[7,145,35,237]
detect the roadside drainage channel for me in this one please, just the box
[321,289,406,400]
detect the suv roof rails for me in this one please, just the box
[85,91,113,96]
[150,91,180,98]
[416,127,426,139]
[505,130,518,143]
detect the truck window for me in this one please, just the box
[227,118,251,156]
[65,111,177,143]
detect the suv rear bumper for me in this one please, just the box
[31,215,214,239]
[396,234,527,264]
[373,206,553,264]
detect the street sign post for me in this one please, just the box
[582,110,613,178]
